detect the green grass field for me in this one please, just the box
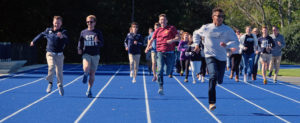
[258,69,300,77]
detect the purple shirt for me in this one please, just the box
[178,40,189,60]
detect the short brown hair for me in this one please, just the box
[87,15,97,22]
[212,8,224,15]
[159,13,166,18]
[53,16,63,21]
[131,22,138,28]
[245,26,251,29]
[262,26,268,29]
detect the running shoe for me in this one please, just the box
[46,83,53,93]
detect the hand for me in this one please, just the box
[57,32,63,39]
[220,42,226,47]
[94,36,99,42]
[167,39,173,44]
[243,47,248,50]
[125,47,128,51]
[255,51,259,54]
[78,49,82,55]
[277,41,281,46]
[145,47,149,53]
[134,41,138,45]
[230,48,236,52]
[30,41,34,46]
[194,46,200,53]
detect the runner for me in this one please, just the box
[145,13,180,95]
[193,8,239,110]
[77,15,104,98]
[124,22,143,83]
[30,16,69,96]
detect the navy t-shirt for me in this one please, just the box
[78,29,104,56]
[124,33,143,55]
[242,34,255,54]
[258,36,275,54]
[32,27,69,53]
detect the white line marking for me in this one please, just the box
[0,75,83,122]
[143,68,151,123]
[256,75,300,90]
[225,74,300,104]
[0,73,25,82]
[0,65,83,95]
[0,77,45,95]
[218,85,291,123]
[173,76,222,123]
[74,68,120,123]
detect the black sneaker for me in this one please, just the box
[268,71,272,77]
[82,74,88,84]
[86,90,92,98]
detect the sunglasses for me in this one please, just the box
[86,21,94,24]
[213,15,225,18]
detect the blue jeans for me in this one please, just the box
[157,52,175,86]
[253,53,261,75]
[206,57,226,104]
[242,53,255,76]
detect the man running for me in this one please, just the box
[78,15,104,98]
[145,14,180,95]
[193,8,239,110]
[30,16,69,96]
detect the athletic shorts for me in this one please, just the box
[260,53,272,63]
[82,54,100,71]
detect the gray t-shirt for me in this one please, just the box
[193,23,239,61]
[270,34,285,56]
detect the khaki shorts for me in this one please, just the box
[83,54,100,71]
[151,52,157,63]
[260,53,272,63]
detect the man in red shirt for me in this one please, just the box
[145,14,180,95]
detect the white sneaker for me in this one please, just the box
[132,78,136,83]
[201,76,205,83]
[130,71,133,77]
[193,80,196,84]
[244,75,247,83]
[198,75,201,81]
[58,86,64,96]
[158,86,164,95]
[46,83,53,93]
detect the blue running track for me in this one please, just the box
[0,64,299,123]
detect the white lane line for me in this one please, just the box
[0,65,49,82]
[143,68,152,123]
[0,65,83,95]
[0,75,83,122]
[74,68,121,123]
[0,77,45,95]
[225,74,300,104]
[218,85,291,123]
[173,76,222,123]
[278,82,300,90]
[0,73,25,82]
[256,75,300,90]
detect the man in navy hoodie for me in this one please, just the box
[78,15,104,98]
[30,16,69,96]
